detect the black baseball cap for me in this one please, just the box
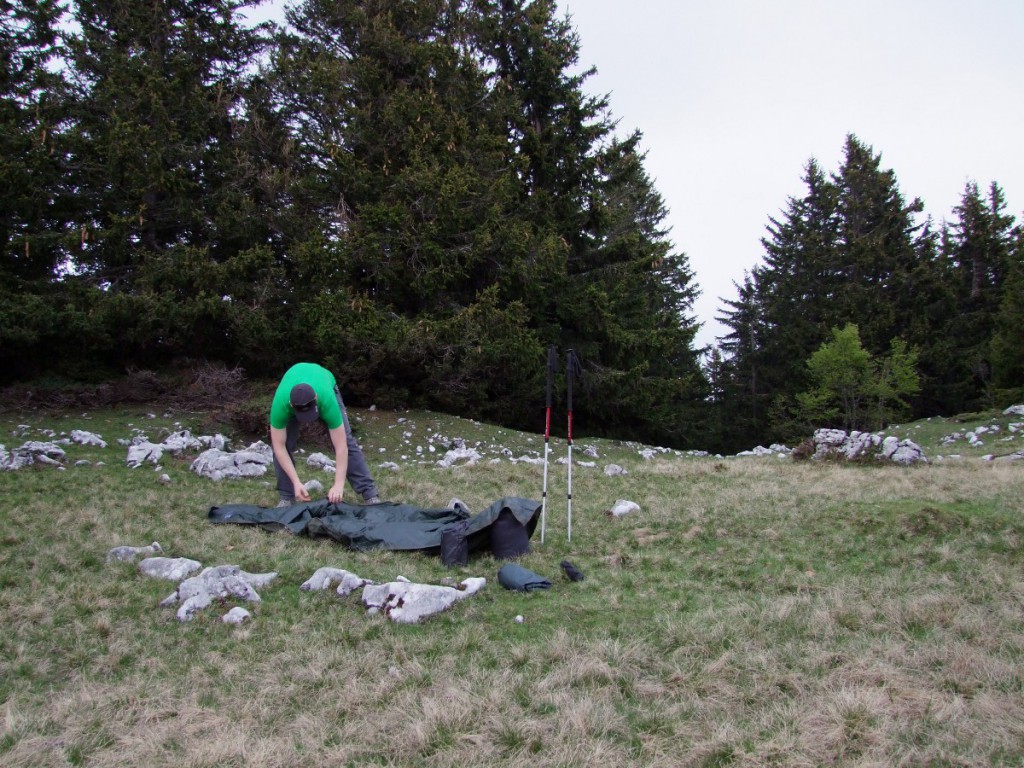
[290,383,319,423]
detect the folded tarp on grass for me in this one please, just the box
[208,497,541,555]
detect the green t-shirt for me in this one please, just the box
[269,363,344,430]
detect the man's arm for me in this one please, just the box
[270,426,310,502]
[327,425,349,503]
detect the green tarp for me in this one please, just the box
[207,497,541,555]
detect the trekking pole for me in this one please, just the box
[540,345,558,544]
[566,349,580,542]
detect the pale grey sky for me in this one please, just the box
[560,0,1023,347]
[245,1,1023,349]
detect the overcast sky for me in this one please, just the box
[561,0,1023,347]
[247,1,1023,349]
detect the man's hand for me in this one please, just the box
[327,483,345,504]
[295,484,312,502]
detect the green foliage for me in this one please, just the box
[872,337,921,424]
[0,279,116,383]
[717,135,1019,448]
[0,0,73,281]
[423,286,544,426]
[797,324,871,430]
[797,324,920,432]
[931,181,1018,411]
[988,227,1024,392]
[299,281,425,408]
[266,0,704,445]
[62,0,274,279]
[1,0,707,449]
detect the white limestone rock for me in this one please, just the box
[362,577,486,624]
[138,556,203,582]
[106,541,162,563]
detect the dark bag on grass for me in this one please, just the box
[497,563,551,591]
[440,521,469,567]
[490,508,530,559]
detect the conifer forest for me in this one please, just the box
[2,0,1021,452]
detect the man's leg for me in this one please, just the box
[273,417,300,503]
[335,387,380,501]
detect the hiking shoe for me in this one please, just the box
[560,560,585,582]
[275,499,293,508]
[363,496,381,504]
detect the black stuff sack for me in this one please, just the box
[440,521,469,567]
[490,508,530,559]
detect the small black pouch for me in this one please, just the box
[440,521,469,567]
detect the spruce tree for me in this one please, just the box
[0,0,70,280]
[272,0,706,440]
[755,158,840,389]
[566,131,704,443]
[717,136,939,442]
[61,0,281,364]
[64,0,269,277]
[990,225,1024,394]
[714,272,769,448]
[831,134,926,354]
[942,181,1017,406]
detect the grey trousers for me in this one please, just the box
[274,386,379,502]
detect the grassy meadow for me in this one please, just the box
[1,404,1023,767]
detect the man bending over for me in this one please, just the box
[269,362,382,507]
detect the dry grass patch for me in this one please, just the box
[2,407,1024,766]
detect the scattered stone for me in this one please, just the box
[603,464,628,476]
[880,437,929,465]
[300,567,374,595]
[138,556,203,582]
[126,441,164,468]
[606,499,640,517]
[190,441,273,480]
[989,449,1024,463]
[107,541,163,563]
[362,576,486,624]
[437,447,482,467]
[161,430,204,454]
[1,441,66,470]
[160,565,278,622]
[222,607,250,625]
[809,429,927,464]
[307,452,335,472]
[516,455,543,465]
[70,430,106,448]
[447,497,472,514]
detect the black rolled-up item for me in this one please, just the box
[497,563,552,592]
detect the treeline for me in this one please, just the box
[1,2,1021,453]
[0,0,704,445]
[710,136,1023,451]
